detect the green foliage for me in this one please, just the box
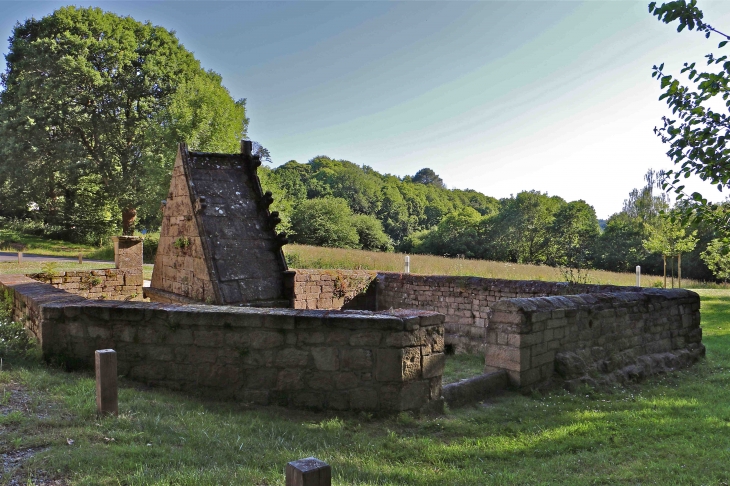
[643,214,699,257]
[649,1,730,227]
[547,200,601,268]
[0,6,247,235]
[174,237,191,250]
[412,206,484,258]
[290,198,360,249]
[412,167,446,189]
[701,238,730,280]
[484,191,565,264]
[352,214,393,252]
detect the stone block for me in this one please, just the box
[277,369,304,390]
[276,348,309,367]
[334,372,359,389]
[349,331,382,346]
[397,380,430,411]
[375,347,420,382]
[307,372,335,391]
[422,353,445,379]
[341,349,373,370]
[349,388,379,410]
[248,331,284,349]
[312,347,339,371]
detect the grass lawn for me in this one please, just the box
[0,289,728,485]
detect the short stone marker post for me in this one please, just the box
[404,255,410,274]
[95,349,118,416]
[17,251,22,264]
[78,252,83,264]
[285,457,331,486]
[636,265,641,287]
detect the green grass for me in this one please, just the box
[285,244,718,288]
[443,354,485,385]
[0,227,102,257]
[1,290,729,484]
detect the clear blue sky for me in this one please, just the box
[2,0,730,218]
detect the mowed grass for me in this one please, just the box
[0,290,728,485]
[284,244,712,288]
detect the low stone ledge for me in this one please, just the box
[442,371,509,408]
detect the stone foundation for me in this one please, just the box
[1,275,444,413]
[486,290,704,390]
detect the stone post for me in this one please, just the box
[95,349,118,416]
[112,236,143,269]
[286,457,331,486]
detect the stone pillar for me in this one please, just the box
[112,236,143,269]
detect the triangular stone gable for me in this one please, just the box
[149,143,290,306]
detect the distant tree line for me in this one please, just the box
[260,159,726,282]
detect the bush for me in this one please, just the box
[290,198,360,249]
[352,214,393,252]
[143,235,159,264]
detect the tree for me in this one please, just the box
[290,198,360,248]
[643,214,698,287]
[649,0,730,227]
[412,206,483,258]
[547,200,601,268]
[484,191,564,264]
[352,214,394,252]
[0,7,246,235]
[412,168,446,189]
[700,238,730,281]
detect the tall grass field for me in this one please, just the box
[284,244,713,288]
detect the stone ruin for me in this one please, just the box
[0,141,705,412]
[146,142,291,307]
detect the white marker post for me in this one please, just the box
[404,255,410,274]
[636,265,641,287]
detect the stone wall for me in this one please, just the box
[1,275,445,413]
[28,269,143,301]
[289,271,639,354]
[486,290,704,390]
[290,270,377,310]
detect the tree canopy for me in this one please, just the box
[649,0,730,227]
[0,6,247,238]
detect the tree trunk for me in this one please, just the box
[122,207,137,236]
[678,253,682,288]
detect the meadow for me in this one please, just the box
[1,289,728,485]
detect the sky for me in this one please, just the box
[2,0,730,218]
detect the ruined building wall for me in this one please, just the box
[28,236,144,302]
[486,290,704,390]
[1,275,445,413]
[150,149,215,303]
[289,270,639,353]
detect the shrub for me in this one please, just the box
[290,198,360,249]
[352,214,393,252]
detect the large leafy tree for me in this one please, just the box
[0,6,246,235]
[649,0,730,226]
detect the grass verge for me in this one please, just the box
[0,290,728,485]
